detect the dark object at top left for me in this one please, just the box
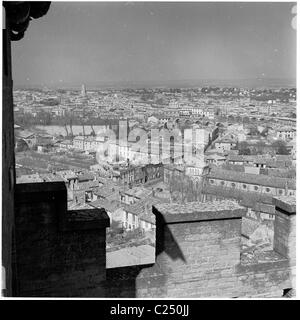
[3,2,51,41]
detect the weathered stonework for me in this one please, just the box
[13,182,110,297]
[12,183,295,298]
[107,199,296,298]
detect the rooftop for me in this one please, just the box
[208,168,295,189]
[89,199,123,213]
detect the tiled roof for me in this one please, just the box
[242,218,260,238]
[16,130,36,139]
[253,203,275,215]
[206,154,226,160]
[73,136,85,140]
[227,154,293,166]
[215,137,236,144]
[56,170,77,180]
[89,199,123,213]
[139,212,155,224]
[77,180,99,190]
[208,168,295,189]
[265,160,292,168]
[78,172,95,182]
[123,195,168,216]
[121,186,152,199]
[228,154,267,163]
[94,185,120,199]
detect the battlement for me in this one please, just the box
[12,182,295,298]
[153,200,245,222]
[13,182,109,297]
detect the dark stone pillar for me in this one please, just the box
[2,7,15,297]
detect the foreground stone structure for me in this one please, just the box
[14,182,109,297]
[2,1,51,297]
[12,182,295,297]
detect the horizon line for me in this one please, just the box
[14,77,296,90]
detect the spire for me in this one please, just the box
[81,84,87,97]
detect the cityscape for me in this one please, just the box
[2,1,297,300]
[14,83,296,269]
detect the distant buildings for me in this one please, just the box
[207,167,295,197]
[13,85,296,277]
[81,84,87,97]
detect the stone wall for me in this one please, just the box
[12,182,295,298]
[13,182,110,297]
[107,201,243,298]
[2,13,15,297]
[273,197,296,264]
[107,199,296,298]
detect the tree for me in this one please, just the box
[238,141,251,155]
[272,140,290,155]
[36,111,51,125]
[248,126,260,136]
[168,170,205,204]
[256,141,267,155]
[260,127,269,137]
[155,98,165,105]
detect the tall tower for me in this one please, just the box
[81,84,87,97]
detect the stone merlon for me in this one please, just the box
[273,196,296,214]
[15,181,110,232]
[153,200,246,223]
[11,183,296,297]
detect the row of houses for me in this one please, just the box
[89,189,167,232]
[226,154,293,168]
[207,167,295,197]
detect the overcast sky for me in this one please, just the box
[12,2,296,87]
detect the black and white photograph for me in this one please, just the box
[1,0,297,303]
